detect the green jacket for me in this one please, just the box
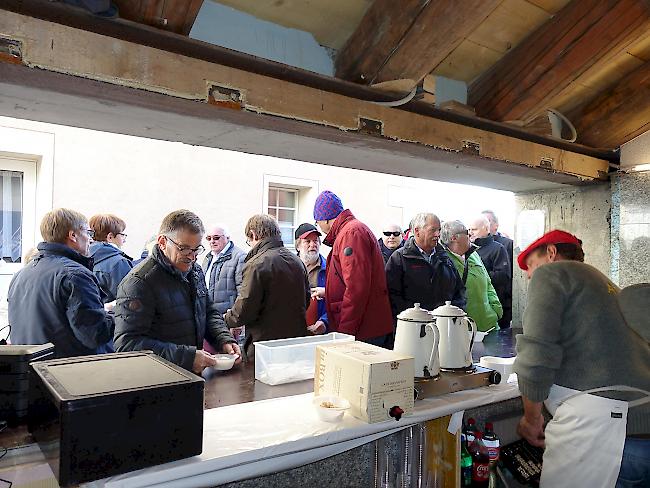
[446,246,502,332]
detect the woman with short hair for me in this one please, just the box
[89,214,133,304]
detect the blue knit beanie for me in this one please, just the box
[313,191,344,221]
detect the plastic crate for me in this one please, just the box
[254,333,355,385]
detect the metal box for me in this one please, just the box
[0,343,54,425]
[28,351,204,486]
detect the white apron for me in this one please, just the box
[540,384,650,488]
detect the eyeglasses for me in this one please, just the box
[206,235,224,242]
[117,232,128,238]
[83,229,95,239]
[165,236,205,256]
[455,229,469,236]
[383,231,402,237]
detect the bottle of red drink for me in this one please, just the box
[465,417,479,444]
[469,432,490,487]
[483,422,500,466]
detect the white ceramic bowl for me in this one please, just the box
[479,356,515,384]
[212,353,239,371]
[313,395,351,423]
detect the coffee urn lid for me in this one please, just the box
[430,301,466,317]
[396,303,433,322]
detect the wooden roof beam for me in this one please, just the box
[468,0,650,123]
[571,60,650,149]
[113,0,203,35]
[335,0,501,86]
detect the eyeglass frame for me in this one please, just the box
[116,232,128,238]
[455,229,469,236]
[383,231,402,237]
[165,235,205,256]
[79,228,95,239]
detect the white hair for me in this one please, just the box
[209,223,230,238]
[410,213,439,231]
[482,210,498,225]
[440,220,467,245]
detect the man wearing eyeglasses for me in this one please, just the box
[201,224,246,316]
[114,210,240,374]
[8,208,114,358]
[378,224,404,263]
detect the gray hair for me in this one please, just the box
[159,209,205,237]
[210,223,230,238]
[410,212,439,231]
[440,220,467,245]
[482,210,498,225]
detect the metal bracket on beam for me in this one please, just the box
[207,84,243,110]
[359,117,383,136]
[539,157,554,170]
[0,37,23,65]
[461,140,480,156]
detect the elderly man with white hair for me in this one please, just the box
[386,213,466,328]
[469,215,511,328]
[201,223,246,316]
[441,220,502,332]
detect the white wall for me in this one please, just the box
[0,116,515,262]
[620,130,650,170]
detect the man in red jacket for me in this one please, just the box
[314,191,393,347]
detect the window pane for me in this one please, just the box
[277,208,294,224]
[268,188,278,207]
[279,226,294,246]
[1,170,23,263]
[278,190,295,208]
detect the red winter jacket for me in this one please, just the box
[323,210,393,340]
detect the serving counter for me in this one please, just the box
[0,329,522,488]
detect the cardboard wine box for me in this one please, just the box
[314,341,414,423]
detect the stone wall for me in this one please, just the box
[613,171,650,287]
[512,183,612,327]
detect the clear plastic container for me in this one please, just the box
[254,333,355,385]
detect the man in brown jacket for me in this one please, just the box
[224,214,310,357]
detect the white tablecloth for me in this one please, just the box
[92,381,520,488]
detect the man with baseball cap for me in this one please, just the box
[513,229,650,487]
[295,223,327,334]
[313,191,393,346]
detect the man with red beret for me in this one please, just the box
[313,191,393,347]
[513,230,650,487]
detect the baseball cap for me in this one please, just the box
[295,223,322,240]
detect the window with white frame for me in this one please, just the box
[0,170,23,263]
[267,187,298,246]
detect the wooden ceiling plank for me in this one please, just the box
[469,0,650,123]
[335,0,501,86]
[334,0,429,84]
[572,60,650,148]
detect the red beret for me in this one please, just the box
[517,230,582,270]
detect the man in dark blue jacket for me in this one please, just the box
[8,208,114,358]
[295,223,328,334]
[470,215,511,328]
[114,210,240,374]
